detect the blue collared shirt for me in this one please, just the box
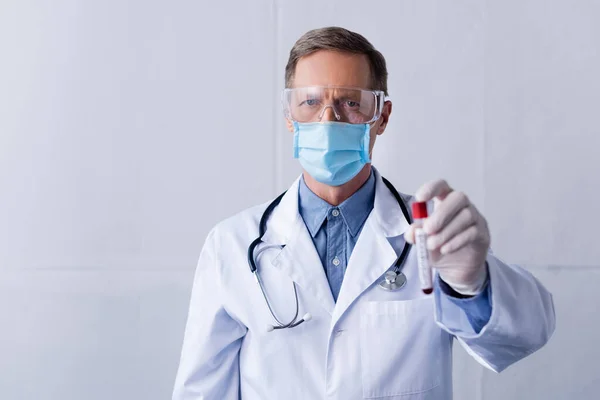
[298,171,492,333]
[298,172,376,301]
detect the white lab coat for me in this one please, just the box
[173,169,555,400]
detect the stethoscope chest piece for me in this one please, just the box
[378,270,407,291]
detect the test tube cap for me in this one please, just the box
[412,201,428,219]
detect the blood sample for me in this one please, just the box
[412,201,432,294]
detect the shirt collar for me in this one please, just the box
[298,171,376,238]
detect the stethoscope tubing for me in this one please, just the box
[248,176,412,331]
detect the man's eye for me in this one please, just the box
[302,99,319,106]
[345,100,360,108]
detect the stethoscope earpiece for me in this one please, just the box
[266,313,312,333]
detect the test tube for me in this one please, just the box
[412,201,432,294]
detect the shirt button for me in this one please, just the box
[331,209,340,217]
[332,257,341,266]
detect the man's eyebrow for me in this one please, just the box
[332,89,363,98]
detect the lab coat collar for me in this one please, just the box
[260,176,301,246]
[331,167,412,326]
[262,167,410,241]
[263,175,337,315]
[262,167,412,320]
[371,167,411,237]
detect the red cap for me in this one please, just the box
[412,201,428,219]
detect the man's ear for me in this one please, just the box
[376,100,392,135]
[286,118,294,133]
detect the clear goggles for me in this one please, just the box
[282,86,386,124]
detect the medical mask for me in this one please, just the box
[293,121,371,186]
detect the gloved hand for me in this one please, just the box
[404,179,491,295]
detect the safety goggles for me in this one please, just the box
[282,86,386,124]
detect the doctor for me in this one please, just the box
[173,27,555,400]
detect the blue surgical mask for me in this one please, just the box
[293,121,371,186]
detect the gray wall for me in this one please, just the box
[1,0,598,399]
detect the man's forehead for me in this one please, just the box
[291,50,372,89]
[296,86,367,97]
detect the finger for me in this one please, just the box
[440,225,479,255]
[423,191,471,235]
[403,225,416,244]
[426,205,478,250]
[415,179,453,202]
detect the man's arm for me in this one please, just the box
[173,228,247,399]
[433,252,555,372]
[404,179,555,372]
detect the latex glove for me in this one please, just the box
[404,180,491,295]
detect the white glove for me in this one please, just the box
[404,179,491,296]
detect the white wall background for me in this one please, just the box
[1,0,599,399]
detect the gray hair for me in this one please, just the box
[284,27,388,95]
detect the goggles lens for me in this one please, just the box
[282,86,384,124]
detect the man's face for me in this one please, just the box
[286,50,392,155]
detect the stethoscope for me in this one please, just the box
[247,177,413,332]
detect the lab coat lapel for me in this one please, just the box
[264,177,336,316]
[331,169,412,327]
[330,217,398,326]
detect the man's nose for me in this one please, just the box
[318,105,340,122]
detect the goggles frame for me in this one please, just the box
[282,85,388,124]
